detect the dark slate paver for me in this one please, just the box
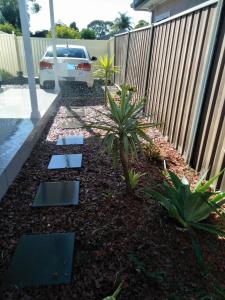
[48,154,82,169]
[32,181,80,207]
[66,107,85,117]
[4,233,75,288]
[57,135,84,146]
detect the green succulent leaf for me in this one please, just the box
[146,170,225,233]
[195,168,225,193]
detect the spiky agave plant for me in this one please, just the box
[87,87,157,193]
[93,55,120,105]
[145,168,225,267]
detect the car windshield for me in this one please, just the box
[46,47,86,58]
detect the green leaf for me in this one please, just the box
[188,231,206,271]
[194,170,209,191]
[210,192,225,205]
[192,222,225,237]
[123,134,129,158]
[196,169,225,193]
[168,171,183,190]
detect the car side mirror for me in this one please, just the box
[91,56,97,61]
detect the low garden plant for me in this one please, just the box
[145,167,225,268]
[93,55,120,105]
[142,141,161,161]
[87,86,157,193]
[116,84,137,96]
[126,169,146,190]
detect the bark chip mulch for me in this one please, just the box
[0,82,225,300]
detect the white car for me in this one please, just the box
[39,45,97,89]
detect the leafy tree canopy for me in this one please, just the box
[47,25,81,39]
[87,20,113,37]
[31,29,48,37]
[69,21,79,31]
[134,19,150,29]
[80,28,96,40]
[112,12,132,33]
[0,22,21,35]
[0,0,40,28]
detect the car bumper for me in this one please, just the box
[39,69,94,87]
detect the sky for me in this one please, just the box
[29,0,151,33]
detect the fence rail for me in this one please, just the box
[0,35,109,77]
[113,0,225,190]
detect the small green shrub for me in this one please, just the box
[0,69,14,81]
[102,189,113,199]
[128,253,165,282]
[0,22,21,35]
[127,169,146,190]
[116,84,137,96]
[145,168,225,267]
[142,142,161,161]
[93,55,120,105]
[146,169,225,230]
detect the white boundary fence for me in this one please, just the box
[0,34,109,77]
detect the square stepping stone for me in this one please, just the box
[48,154,82,169]
[57,135,84,146]
[62,119,83,129]
[32,181,80,207]
[66,107,85,117]
[4,233,75,288]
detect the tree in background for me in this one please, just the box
[134,19,150,29]
[0,22,21,35]
[47,25,80,39]
[80,28,96,40]
[0,0,40,29]
[31,29,48,37]
[87,20,113,37]
[70,21,79,31]
[112,12,132,33]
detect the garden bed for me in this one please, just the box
[0,82,225,300]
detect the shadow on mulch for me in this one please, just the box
[0,81,225,300]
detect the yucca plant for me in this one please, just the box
[87,87,157,193]
[145,168,225,267]
[93,55,120,105]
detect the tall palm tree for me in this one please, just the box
[112,12,132,33]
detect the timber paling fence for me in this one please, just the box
[113,0,225,190]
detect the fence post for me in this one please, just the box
[114,36,116,83]
[187,0,224,164]
[124,31,131,83]
[13,33,23,77]
[143,25,154,115]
